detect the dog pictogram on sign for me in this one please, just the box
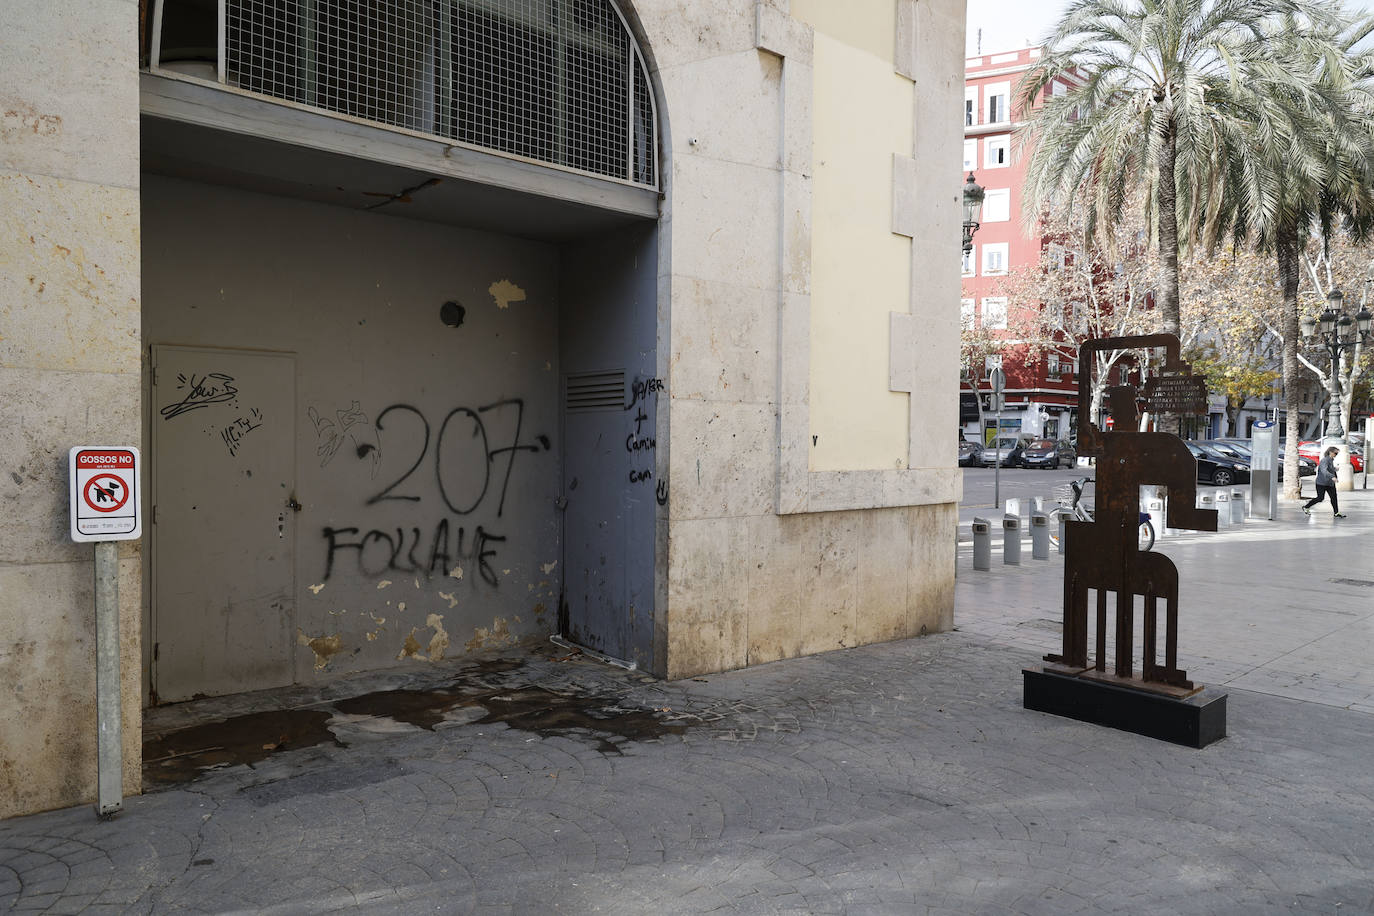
[84,474,130,512]
[70,446,141,542]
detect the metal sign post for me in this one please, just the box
[69,446,142,819]
[989,368,1006,512]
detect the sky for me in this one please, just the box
[966,0,1374,57]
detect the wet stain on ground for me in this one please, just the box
[143,709,343,788]
[143,655,689,787]
[468,686,687,755]
[334,688,467,730]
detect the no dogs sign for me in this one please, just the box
[69,446,141,542]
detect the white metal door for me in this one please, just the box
[151,345,297,702]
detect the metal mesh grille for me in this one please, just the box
[222,0,656,187]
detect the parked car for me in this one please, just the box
[958,438,984,467]
[1297,439,1365,472]
[1185,441,1251,486]
[980,434,1031,468]
[1020,438,1077,469]
[1206,439,1315,478]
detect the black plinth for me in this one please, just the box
[1023,666,1227,748]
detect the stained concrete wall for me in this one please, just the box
[0,0,144,817]
[142,176,564,682]
[631,0,964,677]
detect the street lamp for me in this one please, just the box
[962,172,984,253]
[1299,287,1373,439]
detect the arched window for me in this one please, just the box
[151,0,658,188]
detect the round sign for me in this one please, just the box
[83,474,130,513]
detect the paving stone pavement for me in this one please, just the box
[2,492,1373,914]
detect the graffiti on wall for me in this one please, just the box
[160,370,265,459]
[309,401,382,477]
[625,376,665,503]
[312,397,549,588]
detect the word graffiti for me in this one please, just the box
[626,378,660,488]
[322,521,506,586]
[221,407,263,457]
[656,480,668,506]
[161,372,238,419]
[309,400,382,477]
[625,376,665,411]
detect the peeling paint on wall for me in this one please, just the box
[541,561,558,574]
[297,628,343,670]
[438,590,458,608]
[397,630,423,660]
[465,617,515,652]
[426,614,449,661]
[488,279,526,309]
[308,583,326,594]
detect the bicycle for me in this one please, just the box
[1047,477,1155,552]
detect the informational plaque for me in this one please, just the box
[1143,375,1209,415]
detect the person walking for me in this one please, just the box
[1303,446,1347,518]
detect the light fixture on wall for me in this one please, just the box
[962,172,985,253]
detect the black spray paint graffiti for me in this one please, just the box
[221,407,263,457]
[321,522,506,586]
[315,398,549,587]
[160,372,238,419]
[160,370,264,458]
[309,401,382,477]
[625,378,665,501]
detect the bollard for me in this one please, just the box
[1057,513,1067,554]
[1004,497,1022,520]
[1003,514,1021,565]
[1230,489,1246,524]
[1030,512,1049,560]
[972,517,991,571]
[1145,497,1166,540]
[1214,490,1231,528]
[1197,492,1214,528]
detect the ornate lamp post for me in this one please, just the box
[1299,288,1372,439]
[962,172,984,254]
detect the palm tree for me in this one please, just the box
[1017,0,1318,339]
[1217,9,1374,495]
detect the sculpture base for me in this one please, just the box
[1023,665,1227,748]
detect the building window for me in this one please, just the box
[983,188,1010,222]
[985,81,1010,124]
[1052,80,1067,98]
[1047,242,1066,271]
[965,87,978,126]
[984,353,1003,373]
[963,139,977,171]
[153,0,661,188]
[962,246,976,277]
[961,298,975,330]
[982,297,1008,329]
[982,243,1008,275]
[984,136,1009,168]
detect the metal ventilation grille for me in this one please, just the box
[220,0,657,188]
[566,370,625,412]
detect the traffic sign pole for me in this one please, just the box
[69,446,140,819]
[94,541,122,818]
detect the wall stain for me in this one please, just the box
[488,279,526,310]
[465,617,514,652]
[296,629,343,670]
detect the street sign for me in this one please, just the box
[70,446,141,542]
[988,367,1006,393]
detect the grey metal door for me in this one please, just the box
[151,345,296,702]
[561,371,629,661]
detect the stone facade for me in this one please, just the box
[0,0,965,817]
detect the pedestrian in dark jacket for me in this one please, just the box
[1303,447,1347,518]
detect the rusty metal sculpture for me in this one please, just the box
[1047,335,1216,692]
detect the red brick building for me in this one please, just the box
[961,47,1078,444]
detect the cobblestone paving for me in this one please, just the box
[3,493,1373,914]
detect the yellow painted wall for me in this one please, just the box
[798,5,914,471]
